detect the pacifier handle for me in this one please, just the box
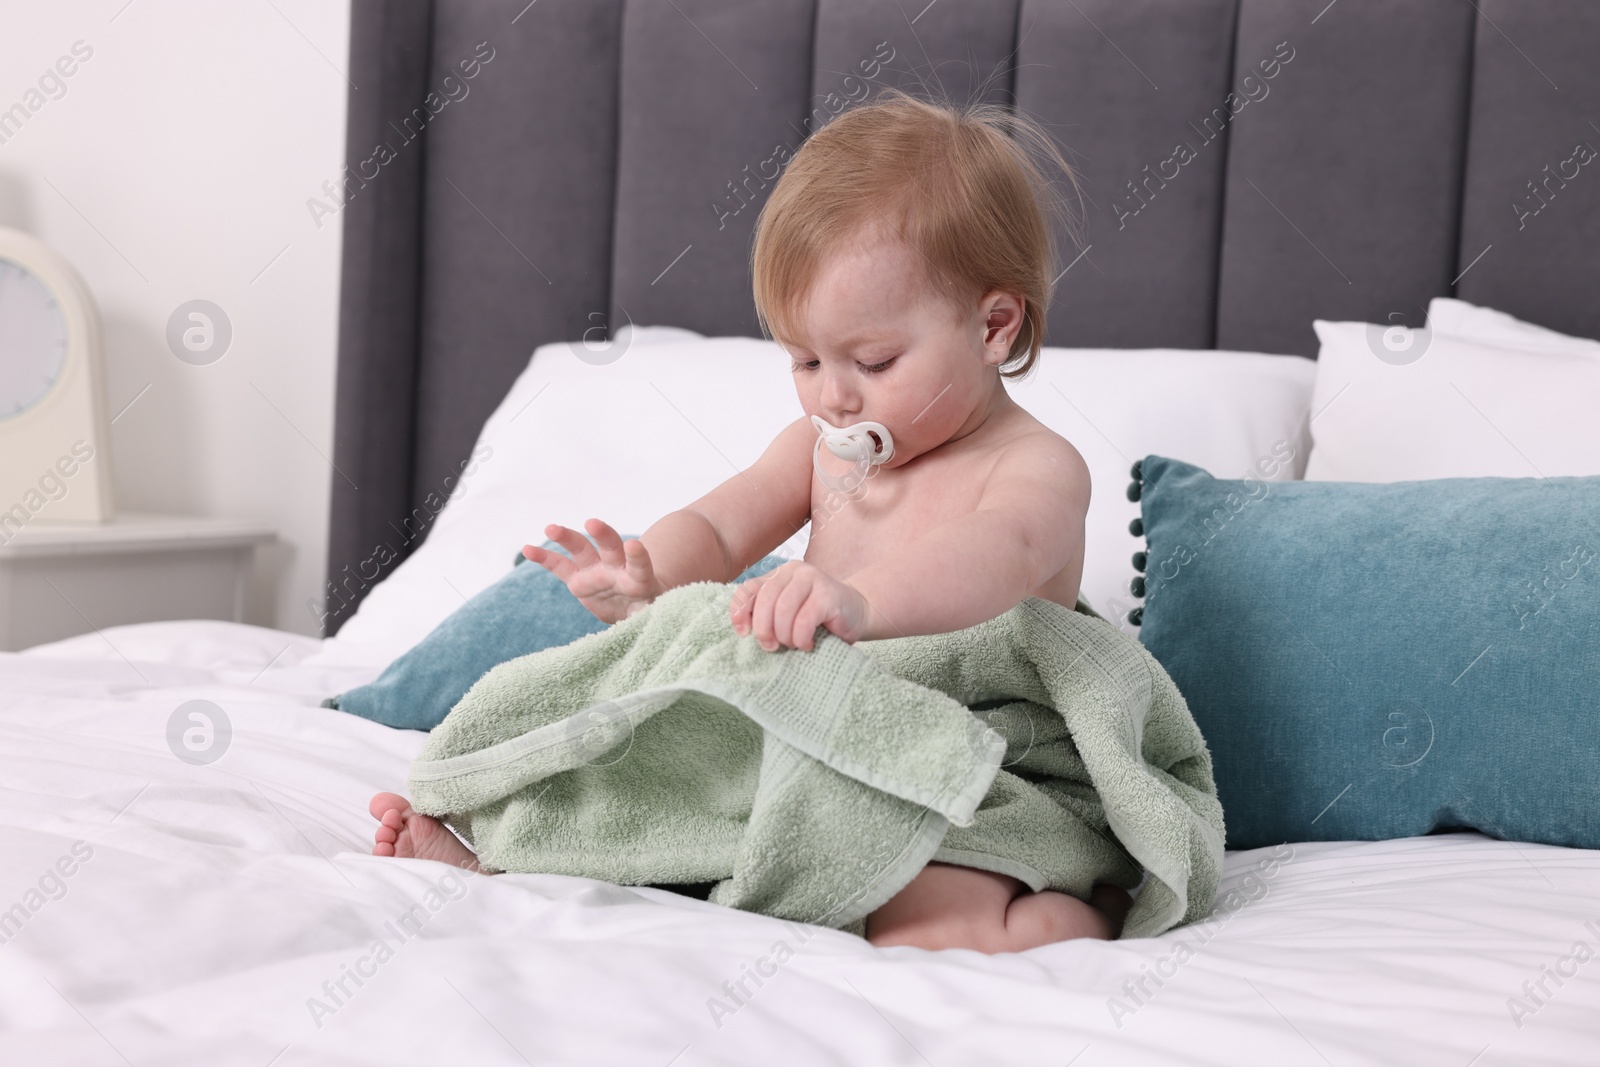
[812,434,871,495]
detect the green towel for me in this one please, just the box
[408,581,1224,939]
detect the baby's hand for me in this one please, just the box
[522,519,664,624]
[729,561,871,651]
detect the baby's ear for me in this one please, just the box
[980,292,1025,357]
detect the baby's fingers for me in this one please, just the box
[586,518,628,567]
[729,579,761,636]
[623,538,656,590]
[729,585,752,633]
[545,523,601,568]
[522,543,577,582]
[750,574,791,651]
[771,572,814,650]
[790,597,829,651]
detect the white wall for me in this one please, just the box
[0,0,351,636]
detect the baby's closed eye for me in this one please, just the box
[789,357,897,374]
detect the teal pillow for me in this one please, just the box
[1131,455,1600,850]
[322,539,786,731]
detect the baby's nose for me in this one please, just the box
[819,375,861,416]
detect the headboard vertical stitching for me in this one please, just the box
[605,0,628,340]
[1206,0,1244,351]
[1447,2,1482,301]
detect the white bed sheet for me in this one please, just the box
[2,620,1597,1066]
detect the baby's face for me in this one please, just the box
[781,232,1011,467]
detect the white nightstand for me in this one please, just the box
[0,513,276,652]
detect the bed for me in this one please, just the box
[5,622,1599,1064]
[6,0,1600,1062]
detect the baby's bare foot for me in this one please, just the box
[368,792,482,872]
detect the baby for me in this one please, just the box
[371,89,1132,952]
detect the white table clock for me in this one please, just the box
[0,226,115,524]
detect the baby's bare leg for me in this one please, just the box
[865,862,1131,953]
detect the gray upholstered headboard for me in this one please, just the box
[323,0,1600,634]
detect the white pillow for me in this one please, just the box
[1427,297,1600,356]
[312,330,1315,667]
[1304,305,1600,483]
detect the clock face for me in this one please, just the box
[0,256,69,421]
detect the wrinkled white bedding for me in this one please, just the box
[2,619,1596,1066]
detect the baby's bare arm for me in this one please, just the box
[634,416,814,589]
[621,509,730,589]
[848,435,1090,640]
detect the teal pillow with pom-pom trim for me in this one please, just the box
[1131,454,1600,850]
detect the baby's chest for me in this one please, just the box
[802,463,984,578]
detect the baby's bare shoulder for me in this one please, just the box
[986,423,1092,506]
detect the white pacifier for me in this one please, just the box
[810,415,894,495]
[810,415,894,466]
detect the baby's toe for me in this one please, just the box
[375,823,399,846]
[368,791,411,822]
[381,809,405,831]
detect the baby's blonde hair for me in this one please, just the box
[750,88,1084,380]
